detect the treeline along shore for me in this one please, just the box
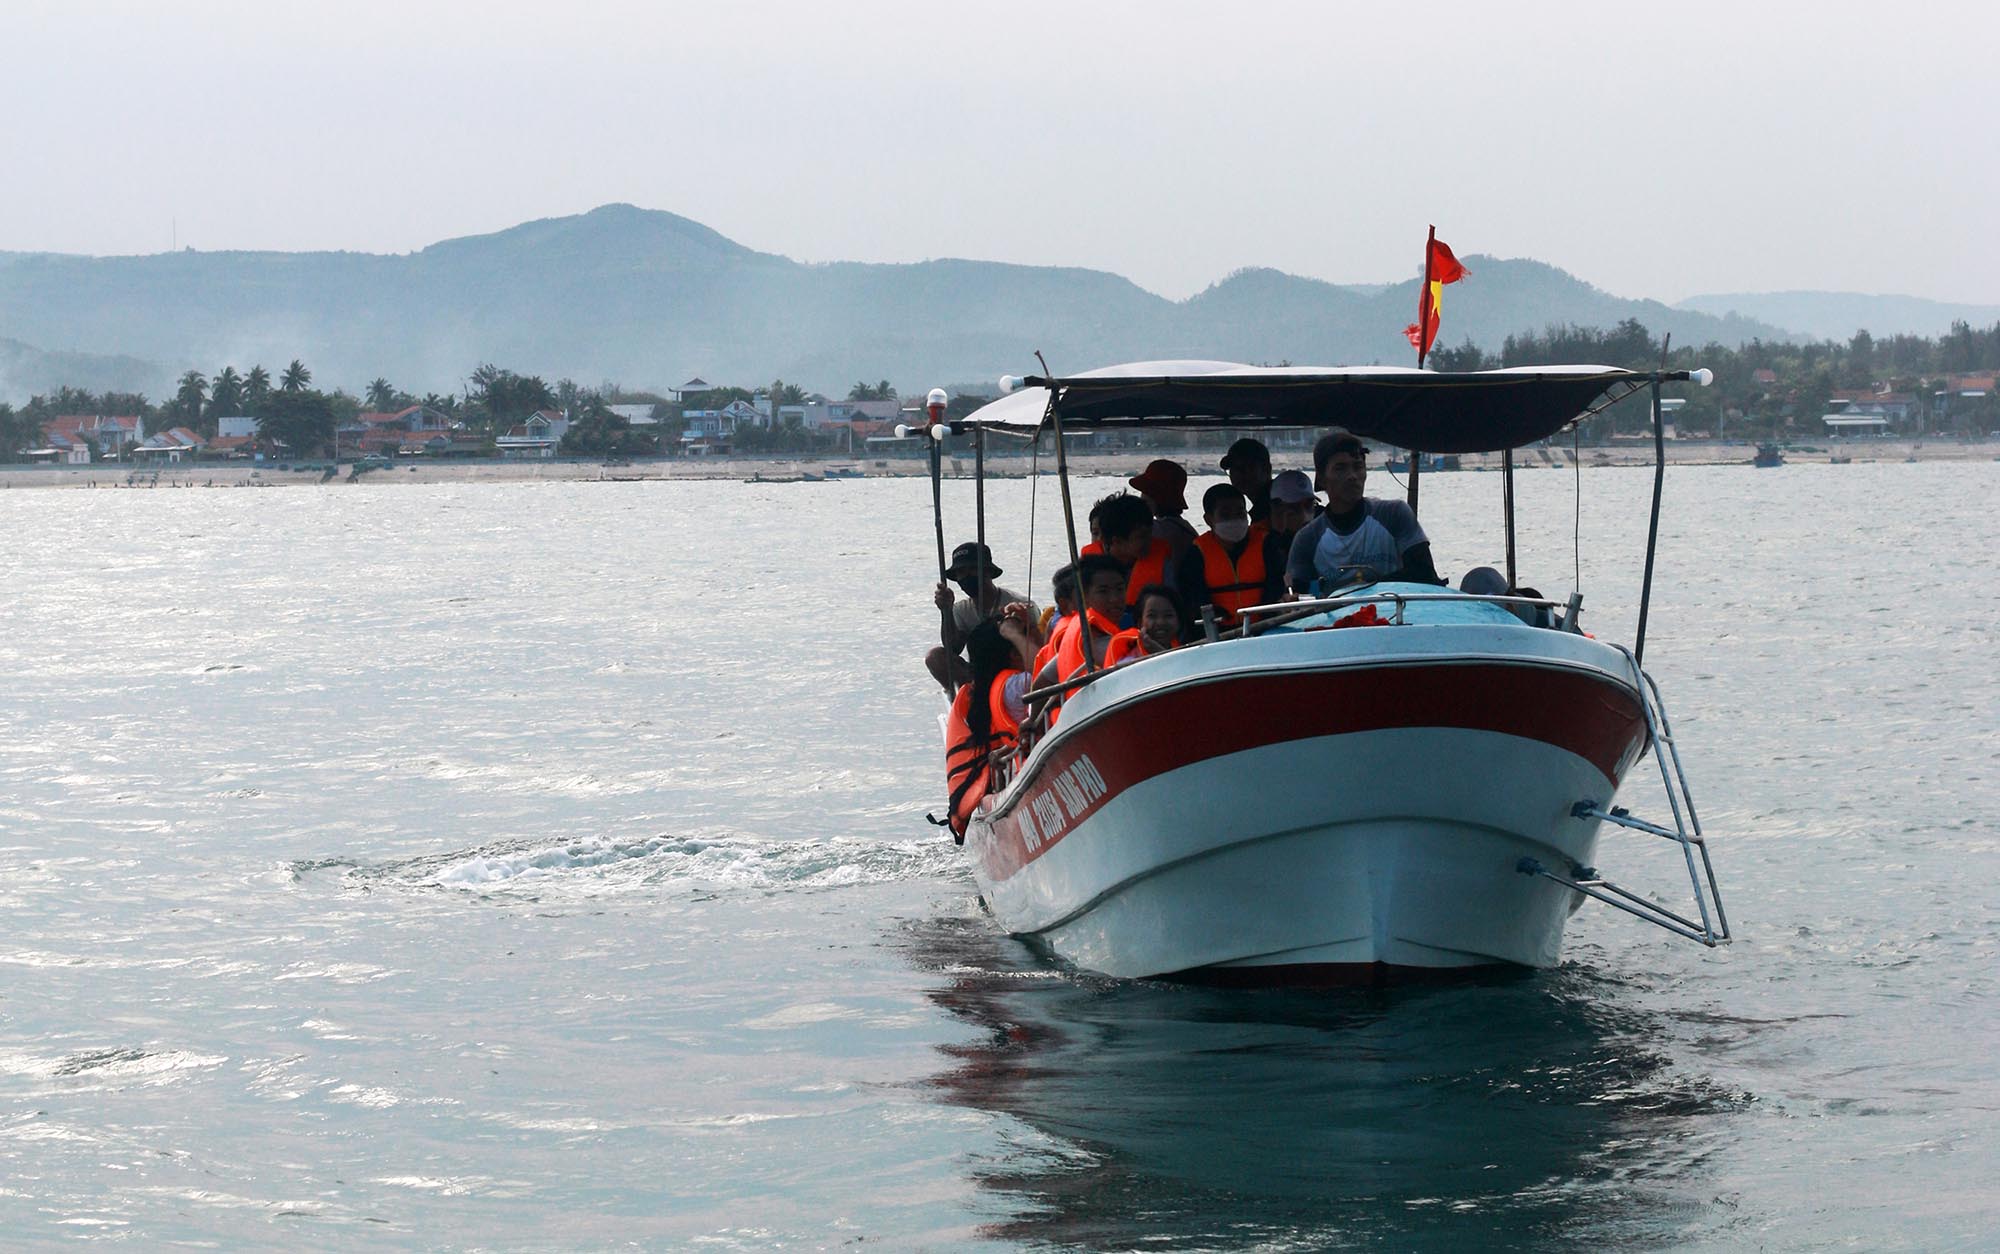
[3,436,1992,494]
[2,317,1996,485]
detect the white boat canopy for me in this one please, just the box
[964,360,1684,454]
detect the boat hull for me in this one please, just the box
[964,624,1649,982]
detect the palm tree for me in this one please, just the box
[280,359,311,393]
[244,365,272,413]
[365,377,397,410]
[172,370,208,428]
[210,366,244,417]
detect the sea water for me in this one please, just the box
[0,461,1994,1250]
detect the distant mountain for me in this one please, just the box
[1674,291,2000,341]
[0,204,1802,399]
[1174,261,1789,365]
[0,336,168,400]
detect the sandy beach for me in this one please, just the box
[1,438,1991,490]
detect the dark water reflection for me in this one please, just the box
[905,916,1747,1251]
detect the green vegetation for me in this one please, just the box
[1,316,1993,463]
[1428,318,2000,441]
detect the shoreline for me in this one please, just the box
[1,439,1992,490]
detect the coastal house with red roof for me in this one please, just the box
[203,435,258,459]
[338,404,484,456]
[39,414,145,460]
[28,429,93,463]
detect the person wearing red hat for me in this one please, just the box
[1128,458,1198,558]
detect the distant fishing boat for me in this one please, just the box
[1753,444,1785,467]
[1384,453,1460,474]
[927,361,1732,985]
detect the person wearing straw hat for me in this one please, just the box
[926,541,1033,694]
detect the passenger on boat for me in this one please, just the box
[1285,430,1443,594]
[1080,492,1122,557]
[1460,565,1554,627]
[1128,459,1199,557]
[1038,562,1077,637]
[927,541,1033,694]
[1042,553,1128,683]
[1175,484,1285,635]
[1096,493,1170,614]
[1031,564,1078,676]
[1106,584,1186,664]
[1220,437,1274,524]
[1266,469,1321,553]
[943,610,1038,840]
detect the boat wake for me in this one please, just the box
[293,831,966,898]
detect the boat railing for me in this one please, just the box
[1233,590,1574,637]
[991,588,1577,791]
[994,669,1114,790]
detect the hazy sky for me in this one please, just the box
[6,0,1995,303]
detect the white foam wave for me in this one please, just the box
[373,831,964,897]
[0,1047,228,1083]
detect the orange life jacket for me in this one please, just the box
[1104,628,1174,666]
[1193,525,1270,625]
[1125,537,1174,609]
[1056,608,1123,681]
[944,668,1023,838]
[1033,613,1074,677]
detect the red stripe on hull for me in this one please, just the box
[978,661,1645,883]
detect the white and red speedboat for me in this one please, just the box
[926,362,1731,985]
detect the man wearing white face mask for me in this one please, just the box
[1176,484,1284,637]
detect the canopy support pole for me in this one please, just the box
[929,430,948,587]
[1407,454,1422,517]
[1047,395,1097,674]
[973,425,988,609]
[1635,374,1666,666]
[928,422,954,698]
[1502,448,1518,590]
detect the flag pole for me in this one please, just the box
[1407,224,1435,516]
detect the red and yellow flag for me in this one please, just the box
[1403,227,1468,367]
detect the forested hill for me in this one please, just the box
[0,203,1795,397]
[1674,291,2000,342]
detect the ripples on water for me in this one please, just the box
[0,464,1994,1248]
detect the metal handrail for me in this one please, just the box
[1522,644,1732,948]
[992,586,1577,792]
[1234,590,1568,637]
